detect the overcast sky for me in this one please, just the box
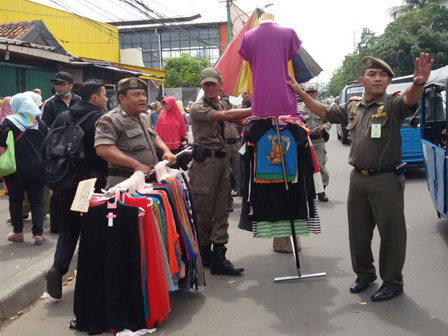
[32,0,405,82]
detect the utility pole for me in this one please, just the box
[226,0,232,43]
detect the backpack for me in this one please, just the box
[43,110,92,191]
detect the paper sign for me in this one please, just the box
[71,178,97,213]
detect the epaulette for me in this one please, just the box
[349,96,363,101]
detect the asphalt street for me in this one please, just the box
[1,127,448,336]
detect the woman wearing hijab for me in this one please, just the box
[156,96,187,155]
[0,93,48,245]
[0,96,12,125]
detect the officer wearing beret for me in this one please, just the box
[298,84,332,202]
[95,77,176,187]
[190,67,251,275]
[288,53,434,301]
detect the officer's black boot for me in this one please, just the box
[210,245,244,275]
[200,245,212,267]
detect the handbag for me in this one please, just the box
[0,130,25,177]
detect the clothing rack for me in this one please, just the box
[271,117,326,282]
[74,159,202,334]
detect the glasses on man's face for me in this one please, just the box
[54,81,69,86]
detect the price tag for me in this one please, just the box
[371,124,381,138]
[71,178,97,213]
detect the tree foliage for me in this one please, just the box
[164,54,210,88]
[388,0,446,19]
[327,1,448,96]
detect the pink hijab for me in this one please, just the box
[0,96,12,125]
[155,96,186,150]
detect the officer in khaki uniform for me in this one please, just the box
[95,77,176,187]
[189,67,251,275]
[288,53,434,301]
[224,121,242,207]
[298,84,332,202]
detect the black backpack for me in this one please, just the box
[43,111,92,191]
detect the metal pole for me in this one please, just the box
[273,117,301,275]
[273,117,326,282]
[226,0,232,43]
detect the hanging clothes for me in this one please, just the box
[74,172,203,334]
[74,201,146,335]
[238,118,321,237]
[124,195,171,328]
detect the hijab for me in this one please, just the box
[155,96,186,150]
[6,92,42,131]
[0,96,12,125]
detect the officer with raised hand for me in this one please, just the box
[189,67,251,275]
[288,53,434,301]
[95,77,176,187]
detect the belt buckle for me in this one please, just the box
[360,169,369,177]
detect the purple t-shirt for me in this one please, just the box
[239,22,302,117]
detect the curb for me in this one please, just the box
[0,252,77,325]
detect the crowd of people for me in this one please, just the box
[0,50,435,305]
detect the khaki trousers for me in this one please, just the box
[347,169,406,287]
[313,139,329,186]
[189,156,231,246]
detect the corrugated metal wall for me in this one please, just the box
[0,63,55,100]
[0,65,17,97]
[0,0,120,62]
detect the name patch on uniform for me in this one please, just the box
[371,124,381,138]
[123,122,137,130]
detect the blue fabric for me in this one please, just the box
[255,127,297,181]
[7,93,42,131]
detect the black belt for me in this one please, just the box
[209,150,226,158]
[310,134,323,140]
[354,166,396,177]
[226,139,239,145]
[108,168,134,178]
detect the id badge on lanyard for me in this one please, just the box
[371,124,381,138]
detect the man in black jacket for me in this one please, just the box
[42,71,81,234]
[41,71,81,127]
[47,79,108,299]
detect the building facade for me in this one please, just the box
[117,22,228,70]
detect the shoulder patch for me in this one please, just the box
[349,96,363,101]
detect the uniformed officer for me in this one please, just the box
[224,121,241,208]
[288,53,434,301]
[298,84,332,202]
[189,67,251,275]
[219,88,243,202]
[95,77,176,187]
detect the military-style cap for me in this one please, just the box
[361,56,395,77]
[200,67,221,85]
[305,83,317,92]
[118,77,147,91]
[51,71,74,83]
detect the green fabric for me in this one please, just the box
[256,220,309,239]
[0,130,16,177]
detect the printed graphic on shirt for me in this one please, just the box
[255,128,297,181]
